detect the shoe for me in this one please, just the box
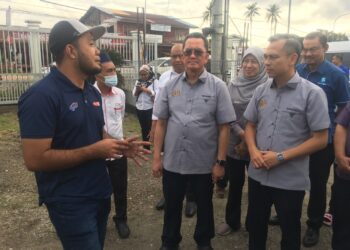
[302,227,319,247]
[197,245,213,250]
[216,223,232,236]
[184,201,197,218]
[268,215,280,226]
[159,245,179,250]
[115,221,130,239]
[156,197,165,210]
[323,212,333,227]
[216,187,225,199]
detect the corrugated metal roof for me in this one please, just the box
[85,6,197,29]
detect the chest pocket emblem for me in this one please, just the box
[69,102,78,112]
[171,89,181,96]
[258,99,267,109]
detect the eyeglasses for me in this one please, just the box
[183,48,205,57]
[302,46,322,54]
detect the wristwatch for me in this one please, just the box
[276,152,285,162]
[216,159,227,167]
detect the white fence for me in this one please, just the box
[0,26,159,105]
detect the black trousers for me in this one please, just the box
[332,173,350,250]
[136,108,152,149]
[225,157,249,230]
[162,169,214,247]
[307,143,335,230]
[248,178,305,250]
[107,157,128,222]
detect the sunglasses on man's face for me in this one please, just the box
[183,48,205,57]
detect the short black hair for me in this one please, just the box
[304,31,328,48]
[333,54,343,62]
[183,32,209,51]
[269,34,302,63]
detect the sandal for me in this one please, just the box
[323,212,332,227]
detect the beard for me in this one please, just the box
[77,50,102,76]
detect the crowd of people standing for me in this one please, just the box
[17,18,350,250]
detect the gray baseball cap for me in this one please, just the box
[49,19,106,56]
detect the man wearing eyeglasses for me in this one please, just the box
[150,44,197,218]
[153,32,235,250]
[296,31,350,248]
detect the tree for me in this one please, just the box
[202,0,215,26]
[317,29,349,42]
[266,4,281,36]
[245,2,260,46]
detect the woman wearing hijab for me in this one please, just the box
[133,65,158,149]
[216,47,269,236]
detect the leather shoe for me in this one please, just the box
[268,215,280,226]
[116,221,130,239]
[156,197,165,210]
[197,245,213,250]
[184,201,197,218]
[302,227,319,247]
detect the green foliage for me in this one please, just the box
[317,29,349,42]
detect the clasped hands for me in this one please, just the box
[250,149,281,170]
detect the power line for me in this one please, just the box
[40,0,86,11]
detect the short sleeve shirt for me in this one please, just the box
[18,67,112,205]
[297,60,350,143]
[244,73,329,190]
[94,83,125,140]
[154,70,236,174]
[334,101,350,180]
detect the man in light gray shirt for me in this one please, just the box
[153,32,235,250]
[244,34,329,250]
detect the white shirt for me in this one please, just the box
[132,79,159,110]
[94,83,125,140]
[152,69,181,120]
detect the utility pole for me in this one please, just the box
[221,0,229,82]
[287,0,291,33]
[210,0,223,79]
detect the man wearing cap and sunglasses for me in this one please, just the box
[18,19,150,249]
[153,32,235,250]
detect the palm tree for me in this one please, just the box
[245,2,260,46]
[266,4,281,35]
[202,0,215,26]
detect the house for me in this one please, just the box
[80,6,197,57]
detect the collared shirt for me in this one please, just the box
[154,70,236,174]
[132,78,158,110]
[152,69,181,120]
[339,64,349,80]
[94,83,125,140]
[18,67,112,205]
[244,73,329,191]
[297,60,350,143]
[334,101,350,180]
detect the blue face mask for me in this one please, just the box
[104,75,118,87]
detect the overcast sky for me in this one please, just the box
[1,0,350,47]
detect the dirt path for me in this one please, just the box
[0,112,332,250]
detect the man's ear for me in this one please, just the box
[65,44,78,60]
[323,44,329,53]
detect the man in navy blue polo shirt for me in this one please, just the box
[296,31,350,248]
[18,19,149,250]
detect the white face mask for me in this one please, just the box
[104,75,118,87]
